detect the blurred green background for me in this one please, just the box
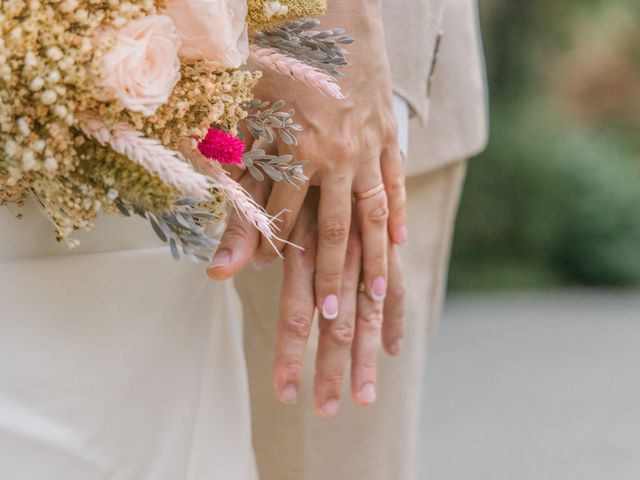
[448,0,640,290]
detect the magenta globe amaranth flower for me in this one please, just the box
[197,128,245,165]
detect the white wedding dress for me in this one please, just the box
[0,203,259,479]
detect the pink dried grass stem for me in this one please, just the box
[249,46,345,100]
[77,113,211,200]
[182,143,295,250]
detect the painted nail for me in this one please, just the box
[371,276,387,301]
[358,383,377,405]
[322,295,339,320]
[320,399,339,418]
[395,226,408,246]
[210,249,231,268]
[279,384,298,406]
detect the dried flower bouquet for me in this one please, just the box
[0,0,350,261]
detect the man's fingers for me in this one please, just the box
[254,181,309,268]
[382,244,405,356]
[207,175,269,280]
[314,173,353,320]
[382,145,408,245]
[351,286,384,407]
[272,192,319,405]
[313,231,361,418]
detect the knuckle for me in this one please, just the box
[334,139,355,159]
[358,309,383,332]
[386,308,406,332]
[385,309,405,333]
[387,176,407,202]
[275,357,304,378]
[318,270,342,287]
[328,323,356,348]
[317,372,345,391]
[365,204,390,227]
[320,218,349,245]
[282,314,312,340]
[381,113,399,142]
[352,359,377,377]
[388,282,406,303]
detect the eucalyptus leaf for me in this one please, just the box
[262,164,284,182]
[248,165,265,182]
[273,154,294,164]
[169,238,180,260]
[114,200,131,217]
[175,198,199,207]
[149,215,168,242]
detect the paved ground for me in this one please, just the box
[421,291,640,480]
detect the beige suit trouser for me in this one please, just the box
[236,160,466,480]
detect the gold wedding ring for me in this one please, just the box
[358,282,367,293]
[354,183,385,201]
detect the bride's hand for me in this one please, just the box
[209,5,407,320]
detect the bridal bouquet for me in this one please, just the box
[0,0,351,261]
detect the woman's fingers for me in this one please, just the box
[354,170,389,304]
[315,173,353,320]
[272,191,319,406]
[313,230,361,418]
[382,243,405,356]
[207,174,270,280]
[382,145,408,245]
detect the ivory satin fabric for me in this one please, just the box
[0,206,259,480]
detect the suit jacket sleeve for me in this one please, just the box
[382,0,489,176]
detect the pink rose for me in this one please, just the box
[163,0,249,70]
[100,15,181,116]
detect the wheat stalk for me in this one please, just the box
[180,142,285,247]
[77,113,212,200]
[249,46,345,99]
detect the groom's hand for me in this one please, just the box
[271,191,406,417]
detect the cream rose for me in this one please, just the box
[100,15,182,116]
[163,0,249,70]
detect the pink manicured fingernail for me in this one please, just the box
[371,277,387,301]
[279,384,298,406]
[322,295,339,320]
[395,226,408,245]
[358,383,377,405]
[210,249,231,268]
[320,399,339,418]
